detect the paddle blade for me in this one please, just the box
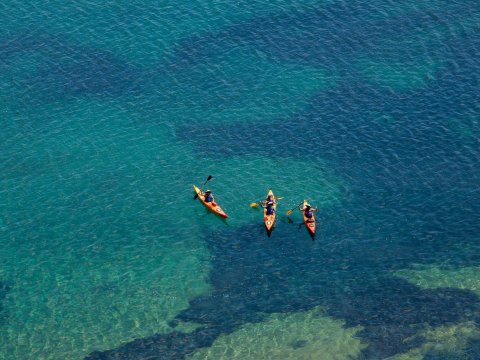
[203,175,213,185]
[286,201,303,216]
[194,193,198,200]
[250,202,259,208]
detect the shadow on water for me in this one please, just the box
[462,338,480,360]
[178,33,480,170]
[87,219,480,359]
[0,32,142,100]
[170,0,480,68]
[175,3,480,168]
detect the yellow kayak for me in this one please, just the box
[193,185,228,218]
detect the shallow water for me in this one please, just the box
[1,0,479,359]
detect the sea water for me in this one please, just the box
[1,0,479,359]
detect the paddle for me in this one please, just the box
[250,197,283,208]
[194,175,213,200]
[286,201,304,216]
[203,175,213,185]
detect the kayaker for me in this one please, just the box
[262,194,275,207]
[299,203,317,220]
[204,190,214,203]
[262,200,275,215]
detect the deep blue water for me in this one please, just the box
[1,0,480,359]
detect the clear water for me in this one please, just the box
[1,0,479,359]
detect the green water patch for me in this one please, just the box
[0,98,178,181]
[448,115,479,140]
[0,232,210,360]
[0,97,209,247]
[154,46,336,126]
[0,98,216,359]
[388,322,480,360]
[356,59,440,92]
[394,266,480,296]
[187,306,365,360]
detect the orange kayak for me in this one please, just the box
[263,189,276,232]
[193,185,228,218]
[302,199,316,235]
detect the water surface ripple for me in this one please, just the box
[0,0,479,359]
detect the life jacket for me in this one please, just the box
[305,209,313,218]
[266,205,275,215]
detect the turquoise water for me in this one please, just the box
[1,0,480,359]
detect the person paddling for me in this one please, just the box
[204,190,214,203]
[261,196,276,215]
[265,200,275,215]
[299,202,317,221]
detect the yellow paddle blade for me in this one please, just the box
[250,202,259,208]
[286,209,294,216]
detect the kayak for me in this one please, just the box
[302,199,316,235]
[193,185,228,218]
[263,189,276,232]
